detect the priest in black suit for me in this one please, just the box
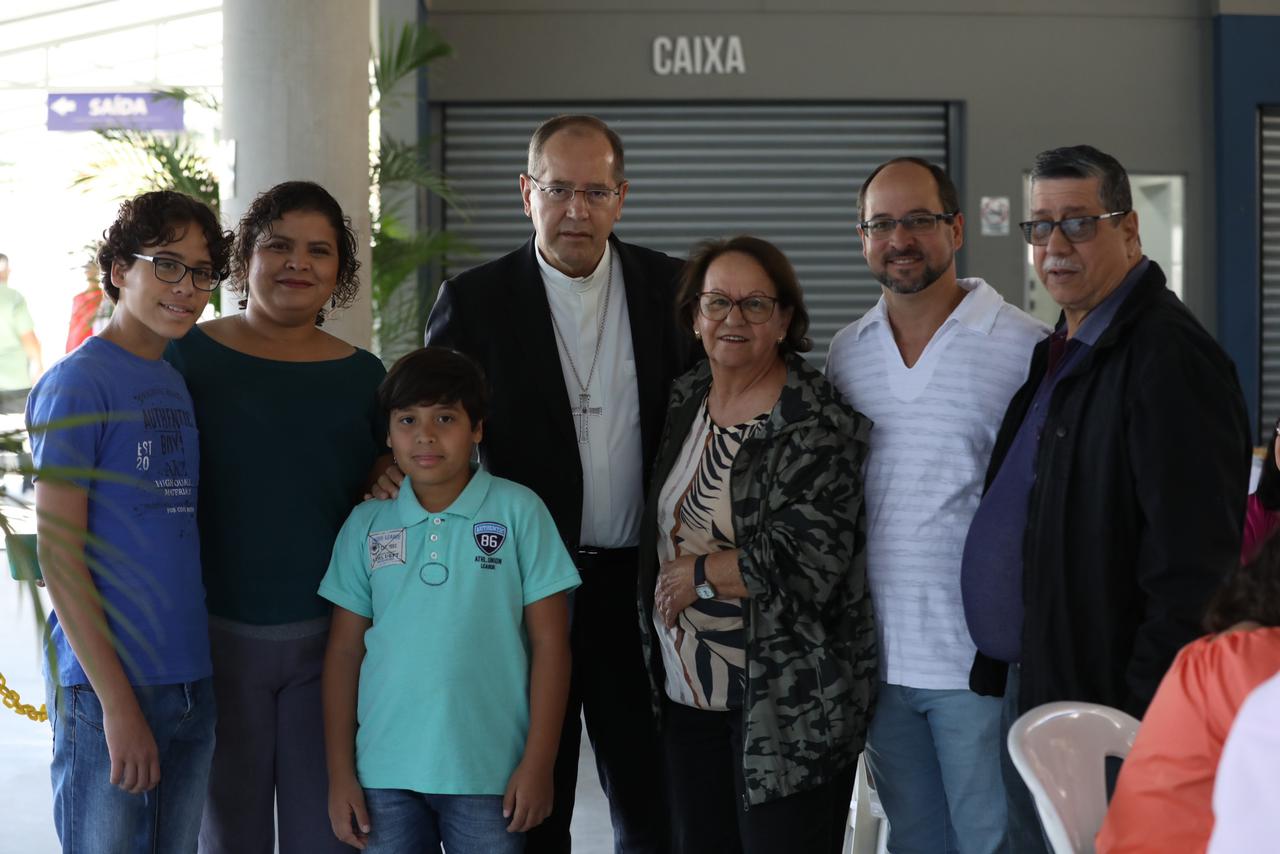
[424,115,688,854]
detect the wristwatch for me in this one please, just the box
[694,554,717,600]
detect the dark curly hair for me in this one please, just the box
[232,181,360,326]
[97,191,232,304]
[1204,524,1280,632]
[675,235,811,354]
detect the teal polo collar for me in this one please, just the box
[392,466,494,527]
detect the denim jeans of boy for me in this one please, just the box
[49,678,216,853]
[865,681,1008,854]
[362,787,524,854]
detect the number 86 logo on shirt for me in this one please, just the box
[473,522,507,556]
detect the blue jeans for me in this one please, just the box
[865,681,1007,854]
[363,787,524,854]
[48,678,216,853]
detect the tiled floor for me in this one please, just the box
[0,496,60,854]
[0,517,616,854]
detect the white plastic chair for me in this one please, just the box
[842,751,890,854]
[1007,701,1140,854]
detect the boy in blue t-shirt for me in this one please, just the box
[320,347,580,853]
[28,191,232,852]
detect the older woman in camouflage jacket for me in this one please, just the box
[637,236,877,854]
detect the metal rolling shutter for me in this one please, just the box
[1262,108,1280,434]
[439,102,952,365]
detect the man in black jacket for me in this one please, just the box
[959,145,1251,851]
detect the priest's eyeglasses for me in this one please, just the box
[526,176,623,208]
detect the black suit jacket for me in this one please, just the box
[424,235,690,548]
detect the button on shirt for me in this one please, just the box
[318,468,581,795]
[961,258,1150,663]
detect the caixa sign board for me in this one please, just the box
[47,92,184,132]
[652,35,746,76]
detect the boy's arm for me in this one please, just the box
[504,591,571,833]
[35,480,159,794]
[322,605,373,849]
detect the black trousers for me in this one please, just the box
[662,700,855,854]
[525,551,669,854]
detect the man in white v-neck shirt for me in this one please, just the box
[825,159,1048,854]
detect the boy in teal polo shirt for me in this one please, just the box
[319,347,580,853]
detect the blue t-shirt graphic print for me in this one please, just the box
[28,335,210,687]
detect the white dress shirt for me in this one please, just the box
[537,243,644,548]
[1208,670,1280,852]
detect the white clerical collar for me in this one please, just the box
[536,241,613,295]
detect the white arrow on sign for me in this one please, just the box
[50,96,77,116]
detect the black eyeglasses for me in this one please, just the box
[858,212,957,239]
[696,292,779,324]
[525,176,623,208]
[132,254,221,291]
[1018,211,1129,246]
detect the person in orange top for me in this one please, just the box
[1096,531,1280,853]
[66,260,106,352]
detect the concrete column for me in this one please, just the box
[222,0,373,348]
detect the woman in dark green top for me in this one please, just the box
[166,182,387,854]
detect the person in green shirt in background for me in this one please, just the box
[0,253,43,413]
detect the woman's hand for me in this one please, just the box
[655,555,698,628]
[364,464,404,501]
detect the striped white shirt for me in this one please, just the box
[826,278,1048,689]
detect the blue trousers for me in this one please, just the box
[362,788,524,854]
[865,681,1007,854]
[49,678,216,854]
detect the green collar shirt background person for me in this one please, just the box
[0,280,41,397]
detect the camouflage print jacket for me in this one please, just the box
[638,353,877,806]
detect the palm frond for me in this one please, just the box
[153,86,221,113]
[75,129,219,210]
[372,138,454,202]
[373,23,452,108]
[370,219,465,308]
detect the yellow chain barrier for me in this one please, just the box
[0,671,47,722]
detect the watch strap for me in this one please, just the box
[693,554,708,586]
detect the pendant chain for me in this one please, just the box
[549,259,613,397]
